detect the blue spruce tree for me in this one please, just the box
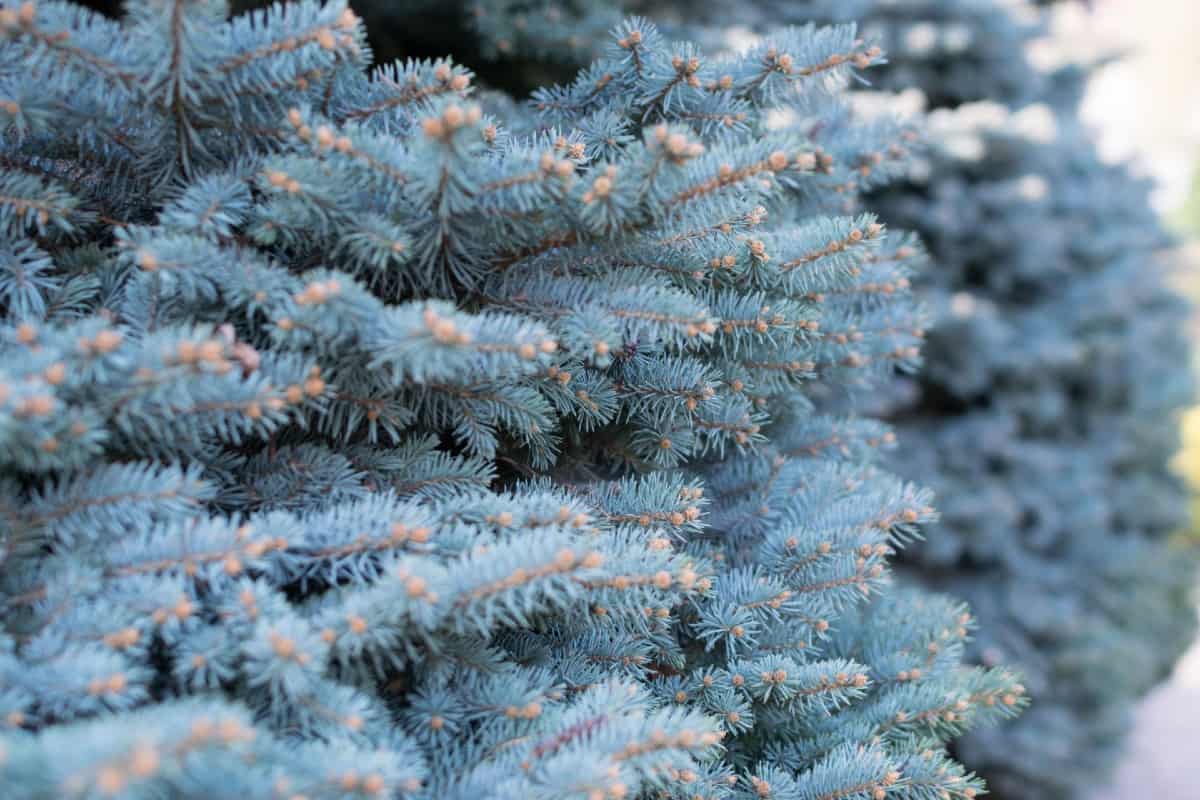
[719,1,1197,797]
[478,0,1199,795]
[0,2,1026,798]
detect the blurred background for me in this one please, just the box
[1057,0,1200,795]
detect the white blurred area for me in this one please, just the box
[1040,0,1200,211]
[1050,2,1200,797]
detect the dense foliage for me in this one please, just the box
[873,95,1195,800]
[804,1,1197,797]
[463,0,1198,795]
[0,2,1025,798]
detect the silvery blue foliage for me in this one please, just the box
[0,2,1025,799]
[538,0,1197,795]
[871,103,1195,800]
[796,1,1196,797]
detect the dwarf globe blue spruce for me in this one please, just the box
[338,0,1197,795]
[785,1,1196,797]
[0,2,1025,798]
[870,101,1196,800]
[583,0,1198,794]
